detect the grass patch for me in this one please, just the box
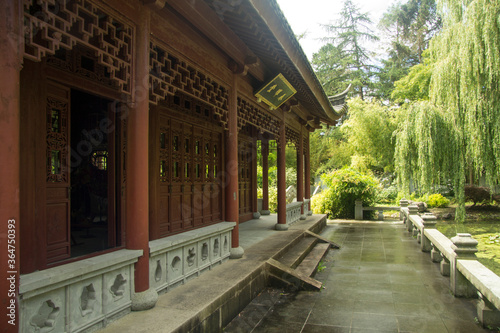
[437,222,500,277]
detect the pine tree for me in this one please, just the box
[312,0,379,99]
[376,0,441,100]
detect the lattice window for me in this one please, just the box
[46,96,69,183]
[285,126,300,148]
[23,0,133,93]
[149,40,229,126]
[46,46,120,90]
[160,93,225,130]
[237,97,280,136]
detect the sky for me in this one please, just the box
[275,0,396,60]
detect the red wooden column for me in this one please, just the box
[276,118,288,230]
[305,132,312,215]
[226,72,243,258]
[261,138,270,215]
[297,127,305,219]
[251,137,260,219]
[0,2,21,332]
[127,6,157,310]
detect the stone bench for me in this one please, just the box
[354,200,400,220]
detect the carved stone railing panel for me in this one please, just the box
[148,222,234,293]
[286,201,302,226]
[19,249,141,333]
[149,40,229,126]
[23,0,133,94]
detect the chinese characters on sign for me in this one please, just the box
[255,73,296,109]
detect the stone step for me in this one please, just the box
[266,258,323,291]
[266,230,338,291]
[295,243,330,278]
[278,236,318,269]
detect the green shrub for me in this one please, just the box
[312,168,379,219]
[311,188,335,217]
[268,186,278,213]
[465,185,491,206]
[427,193,450,208]
[377,185,398,204]
[257,186,278,213]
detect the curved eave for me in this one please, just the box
[328,84,351,116]
[246,0,342,123]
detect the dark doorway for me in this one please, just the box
[70,89,116,257]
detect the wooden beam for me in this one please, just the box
[166,0,265,81]
[143,0,167,9]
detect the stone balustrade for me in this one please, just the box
[303,198,312,217]
[19,249,142,333]
[286,201,303,226]
[286,185,297,204]
[148,222,235,294]
[354,200,400,220]
[400,199,500,328]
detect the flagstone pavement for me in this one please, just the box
[224,221,494,333]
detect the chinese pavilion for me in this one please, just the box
[0,0,348,332]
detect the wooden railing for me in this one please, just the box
[400,200,500,328]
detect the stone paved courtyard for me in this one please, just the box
[224,221,494,333]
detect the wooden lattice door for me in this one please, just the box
[238,137,255,222]
[45,82,72,263]
[151,110,223,239]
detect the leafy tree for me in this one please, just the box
[399,0,441,63]
[311,167,379,219]
[312,0,379,99]
[309,124,351,180]
[340,98,401,173]
[309,99,401,180]
[426,0,500,221]
[394,101,457,196]
[376,0,441,100]
[391,50,433,103]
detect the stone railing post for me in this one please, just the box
[300,201,307,220]
[421,213,437,252]
[301,198,312,216]
[407,204,418,233]
[399,198,409,221]
[430,245,442,263]
[477,293,500,328]
[450,233,478,297]
[355,200,363,220]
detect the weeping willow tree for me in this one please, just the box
[395,0,500,222]
[395,102,458,195]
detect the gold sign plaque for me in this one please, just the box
[255,73,297,109]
